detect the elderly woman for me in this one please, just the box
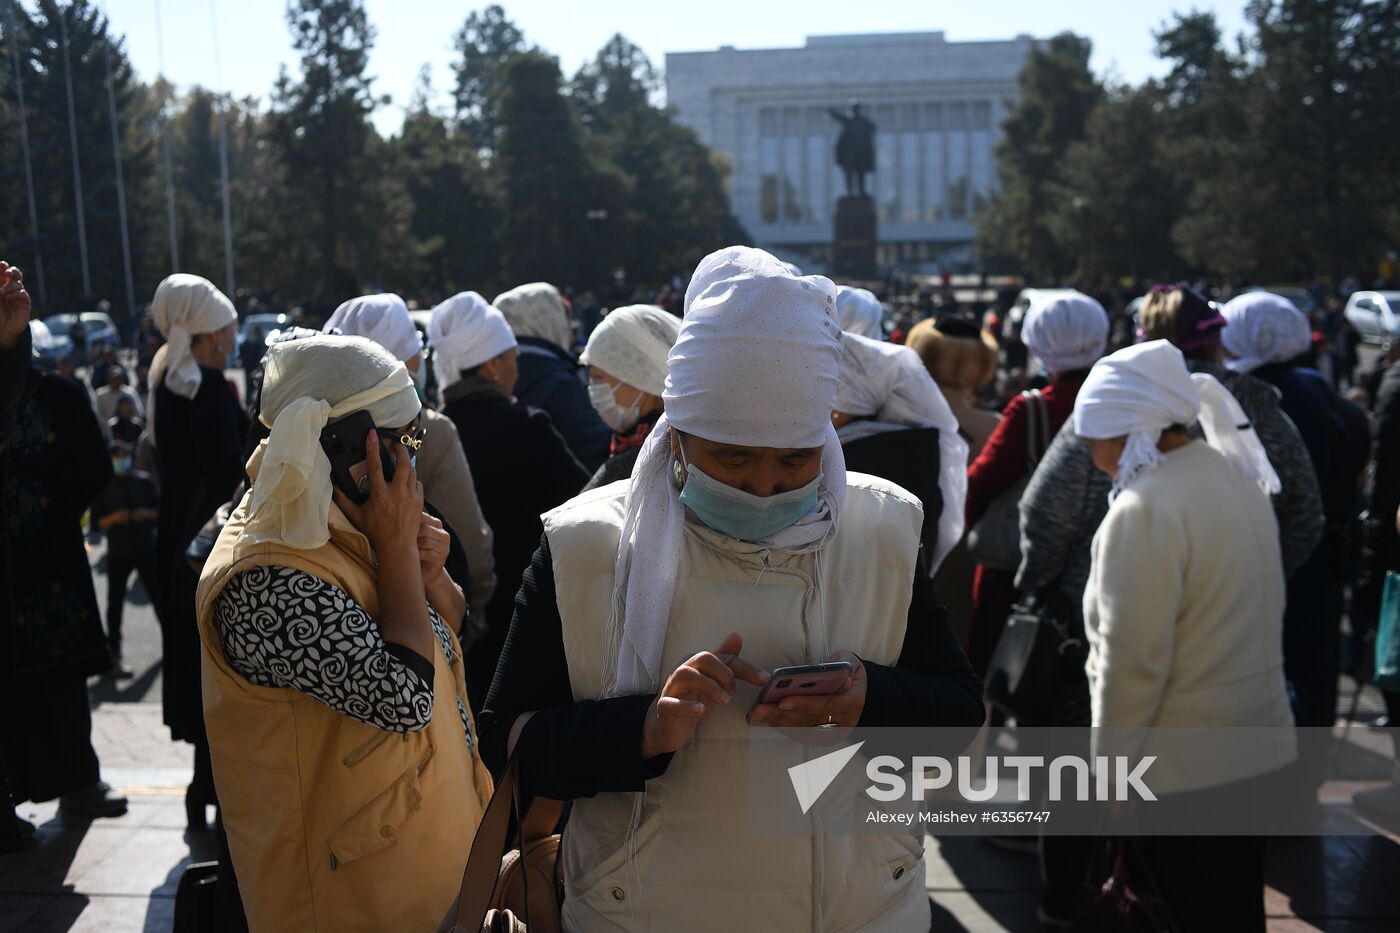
[835,285,884,338]
[832,331,968,578]
[495,281,612,471]
[1076,339,1295,931]
[579,304,681,490]
[1015,286,1322,924]
[429,292,590,708]
[194,335,491,932]
[325,293,498,633]
[1221,292,1369,735]
[479,247,983,931]
[964,291,1107,673]
[147,274,248,830]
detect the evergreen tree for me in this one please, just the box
[270,0,382,307]
[451,4,528,153]
[495,52,618,288]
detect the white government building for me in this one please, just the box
[665,31,1034,275]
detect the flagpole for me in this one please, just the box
[209,0,234,299]
[4,0,46,308]
[101,2,136,319]
[59,9,92,298]
[153,0,178,271]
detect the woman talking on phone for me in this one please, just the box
[479,247,983,932]
[193,335,491,932]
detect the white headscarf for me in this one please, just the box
[324,293,421,363]
[1073,340,1281,500]
[578,304,680,397]
[835,285,884,338]
[241,335,421,551]
[834,332,968,574]
[604,246,846,697]
[1220,292,1312,374]
[427,291,517,391]
[149,274,238,400]
[1021,290,1109,375]
[493,282,573,351]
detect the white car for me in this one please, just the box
[1343,291,1400,344]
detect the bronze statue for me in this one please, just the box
[829,102,875,197]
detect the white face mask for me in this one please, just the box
[588,380,642,434]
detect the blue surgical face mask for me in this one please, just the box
[675,442,821,542]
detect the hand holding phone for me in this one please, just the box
[746,651,866,729]
[329,425,422,558]
[321,410,397,506]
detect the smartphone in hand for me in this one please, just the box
[320,410,396,505]
[751,661,854,709]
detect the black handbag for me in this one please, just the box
[172,861,220,932]
[984,589,1086,724]
[1075,836,1178,932]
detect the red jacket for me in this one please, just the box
[965,374,1088,527]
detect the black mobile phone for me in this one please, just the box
[320,410,396,505]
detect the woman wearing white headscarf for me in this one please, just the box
[430,291,589,709]
[494,281,612,471]
[1075,339,1294,931]
[963,290,1108,673]
[479,247,982,932]
[835,285,885,338]
[832,332,968,576]
[1221,291,1370,739]
[194,335,491,932]
[579,304,681,490]
[326,293,498,629]
[147,273,248,830]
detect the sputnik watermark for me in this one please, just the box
[789,742,1157,815]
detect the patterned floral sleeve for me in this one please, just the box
[213,565,436,733]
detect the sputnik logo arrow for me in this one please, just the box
[787,741,866,815]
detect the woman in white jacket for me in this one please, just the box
[478,247,983,932]
[1076,340,1296,932]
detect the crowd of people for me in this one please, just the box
[1,245,1398,931]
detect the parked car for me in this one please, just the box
[80,311,121,353]
[234,312,290,359]
[41,314,86,362]
[1344,291,1400,344]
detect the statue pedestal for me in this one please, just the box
[833,195,877,279]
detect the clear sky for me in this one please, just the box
[97,0,1252,136]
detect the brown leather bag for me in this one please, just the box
[441,752,564,933]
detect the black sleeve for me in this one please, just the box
[526,410,591,506]
[479,534,673,799]
[857,567,985,730]
[50,374,115,517]
[0,325,30,451]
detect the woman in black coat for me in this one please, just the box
[148,275,246,830]
[1,310,128,828]
[428,290,589,708]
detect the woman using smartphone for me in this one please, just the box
[479,247,984,932]
[193,335,491,932]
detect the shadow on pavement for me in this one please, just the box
[88,660,161,709]
[0,812,93,932]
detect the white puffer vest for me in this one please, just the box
[543,472,931,932]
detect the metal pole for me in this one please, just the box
[210,0,234,298]
[4,0,46,308]
[101,3,135,319]
[154,0,178,271]
[59,9,92,298]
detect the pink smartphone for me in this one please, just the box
[752,661,854,707]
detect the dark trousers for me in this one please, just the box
[0,673,99,803]
[105,551,160,657]
[1139,835,1266,932]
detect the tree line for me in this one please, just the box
[0,0,746,327]
[978,0,1400,288]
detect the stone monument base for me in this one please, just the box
[833,195,877,279]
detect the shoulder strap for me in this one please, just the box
[1021,389,1050,468]
[453,754,520,931]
